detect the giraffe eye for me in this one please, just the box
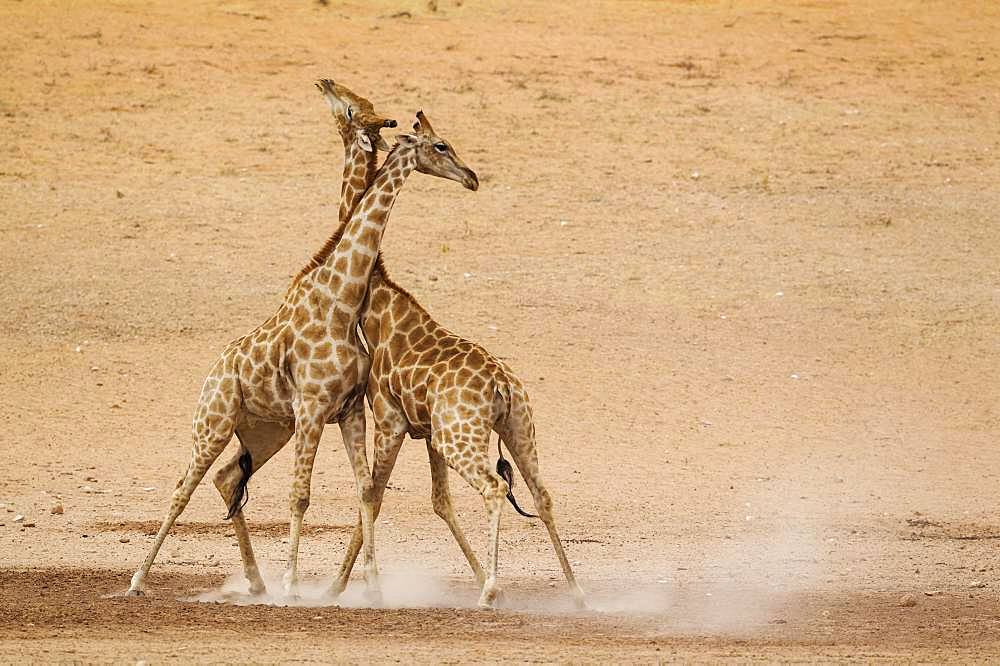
[433,142,448,153]
[347,106,354,121]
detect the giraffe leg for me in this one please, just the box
[283,399,329,597]
[433,429,507,609]
[501,431,586,609]
[213,419,293,596]
[126,435,232,596]
[426,439,486,586]
[329,429,404,598]
[336,399,381,601]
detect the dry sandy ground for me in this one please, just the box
[1,0,999,662]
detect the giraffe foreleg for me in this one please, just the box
[337,399,382,602]
[283,399,327,598]
[329,428,403,598]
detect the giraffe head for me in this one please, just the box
[396,111,479,191]
[316,78,397,152]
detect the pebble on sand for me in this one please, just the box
[899,594,917,607]
[51,503,64,515]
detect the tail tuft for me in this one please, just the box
[496,450,537,519]
[225,450,254,520]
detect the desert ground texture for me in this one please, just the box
[1,0,999,662]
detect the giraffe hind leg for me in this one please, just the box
[213,419,293,596]
[126,432,233,596]
[500,431,587,609]
[127,371,240,597]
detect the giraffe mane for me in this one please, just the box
[291,221,350,287]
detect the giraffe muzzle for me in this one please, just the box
[461,168,479,191]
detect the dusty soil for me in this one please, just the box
[2,0,999,662]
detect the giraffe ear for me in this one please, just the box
[396,133,418,146]
[356,132,374,153]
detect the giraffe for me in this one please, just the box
[126,93,479,599]
[327,114,585,610]
[201,78,396,598]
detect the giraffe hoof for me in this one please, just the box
[327,580,347,600]
[477,585,499,609]
[125,588,145,598]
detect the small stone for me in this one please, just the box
[119,537,130,543]
[51,504,64,515]
[13,515,24,523]
[312,615,323,620]
[970,581,986,588]
[924,590,942,596]
[86,476,98,482]
[23,522,36,528]
[899,594,917,607]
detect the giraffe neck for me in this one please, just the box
[317,144,416,313]
[338,132,378,224]
[286,127,380,291]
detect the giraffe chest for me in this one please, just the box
[234,320,369,421]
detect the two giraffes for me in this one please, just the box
[126,79,584,610]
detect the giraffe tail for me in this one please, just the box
[224,449,253,520]
[496,436,537,519]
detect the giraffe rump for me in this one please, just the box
[225,449,254,520]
